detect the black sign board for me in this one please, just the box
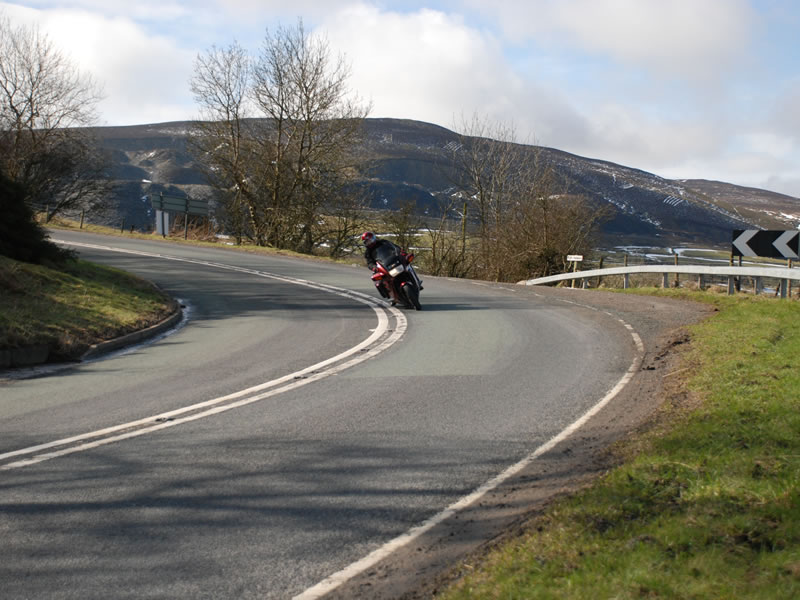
[732,230,799,259]
[150,193,208,216]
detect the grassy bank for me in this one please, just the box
[0,254,174,360]
[443,290,800,599]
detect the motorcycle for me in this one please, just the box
[370,244,422,310]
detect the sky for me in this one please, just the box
[1,0,799,197]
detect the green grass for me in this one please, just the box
[442,289,800,599]
[0,254,174,359]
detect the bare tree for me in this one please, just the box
[449,114,609,282]
[190,20,370,253]
[447,114,527,279]
[0,13,108,219]
[316,185,369,258]
[189,41,268,243]
[499,152,611,281]
[252,20,371,253]
[382,200,420,251]
[422,194,477,278]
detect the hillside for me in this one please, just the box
[86,118,800,248]
[679,179,800,230]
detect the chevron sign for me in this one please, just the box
[732,230,800,259]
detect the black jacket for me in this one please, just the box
[364,239,402,270]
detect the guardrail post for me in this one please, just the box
[623,273,630,289]
[662,272,668,288]
[698,274,705,290]
[780,279,788,299]
[673,253,679,287]
[727,276,735,295]
[595,256,604,288]
[755,277,762,295]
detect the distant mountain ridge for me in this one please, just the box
[90,118,800,248]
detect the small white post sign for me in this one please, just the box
[155,210,170,236]
[567,255,583,288]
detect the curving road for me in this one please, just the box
[0,230,698,599]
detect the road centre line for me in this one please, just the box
[1,241,406,471]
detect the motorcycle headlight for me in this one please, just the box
[389,264,405,277]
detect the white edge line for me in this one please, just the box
[293,312,644,600]
[1,241,406,467]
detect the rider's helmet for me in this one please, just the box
[361,231,378,249]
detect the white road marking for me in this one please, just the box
[1,241,406,471]
[10,245,646,597]
[294,292,645,600]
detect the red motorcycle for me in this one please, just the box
[370,245,422,310]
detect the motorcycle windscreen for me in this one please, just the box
[374,244,400,267]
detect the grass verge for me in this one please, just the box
[44,218,366,266]
[0,254,174,360]
[442,289,800,599]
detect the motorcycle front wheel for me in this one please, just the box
[404,282,422,310]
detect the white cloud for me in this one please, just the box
[1,3,196,125]
[739,133,795,158]
[769,80,800,144]
[762,174,800,198]
[466,0,756,84]
[210,0,352,21]
[1,1,798,197]
[316,2,800,198]
[322,5,513,126]
[4,0,194,21]
[320,2,588,146]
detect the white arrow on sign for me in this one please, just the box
[732,230,758,257]
[773,230,799,259]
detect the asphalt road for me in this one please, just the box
[1,231,642,599]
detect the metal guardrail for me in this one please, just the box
[521,265,800,297]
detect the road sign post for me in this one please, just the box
[155,210,170,237]
[150,193,209,238]
[567,255,583,288]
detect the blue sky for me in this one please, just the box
[2,0,799,197]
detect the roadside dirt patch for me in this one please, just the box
[322,286,715,599]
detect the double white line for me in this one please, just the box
[1,241,406,471]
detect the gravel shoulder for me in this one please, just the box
[322,285,715,599]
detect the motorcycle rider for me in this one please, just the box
[361,231,423,301]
